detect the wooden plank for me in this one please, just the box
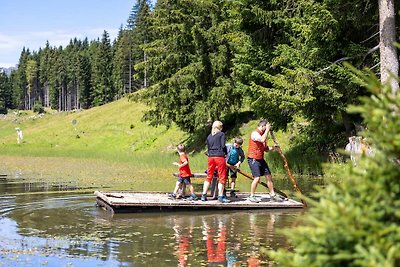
[95,191,304,213]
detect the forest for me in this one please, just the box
[0,0,398,154]
[0,1,399,266]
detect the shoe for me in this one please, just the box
[168,193,177,199]
[201,194,207,201]
[188,194,198,201]
[229,190,237,198]
[270,195,284,202]
[218,196,230,203]
[248,195,259,203]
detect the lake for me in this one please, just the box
[0,177,323,266]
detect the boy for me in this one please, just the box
[226,137,245,197]
[170,144,198,201]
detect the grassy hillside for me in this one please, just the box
[0,98,186,160]
[0,98,318,194]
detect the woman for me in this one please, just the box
[201,121,230,203]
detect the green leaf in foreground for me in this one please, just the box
[270,69,400,266]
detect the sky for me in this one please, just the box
[0,0,137,68]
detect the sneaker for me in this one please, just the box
[248,195,259,203]
[218,196,230,203]
[229,190,237,198]
[168,193,177,199]
[270,195,284,202]
[201,194,207,202]
[188,194,198,201]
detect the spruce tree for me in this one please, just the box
[235,0,380,149]
[134,0,243,132]
[112,26,132,97]
[126,0,152,91]
[77,38,93,109]
[0,72,9,114]
[91,31,114,106]
[271,69,400,266]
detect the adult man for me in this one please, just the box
[247,120,282,202]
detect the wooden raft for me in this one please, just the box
[95,191,304,213]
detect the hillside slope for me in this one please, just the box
[0,98,187,160]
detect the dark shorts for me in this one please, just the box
[226,165,238,179]
[178,176,192,184]
[247,158,271,177]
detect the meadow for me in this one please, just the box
[0,98,320,194]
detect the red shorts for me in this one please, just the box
[206,157,227,184]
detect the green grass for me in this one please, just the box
[0,99,187,160]
[0,98,323,194]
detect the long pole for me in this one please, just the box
[269,131,307,206]
[226,163,288,200]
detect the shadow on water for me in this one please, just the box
[0,176,321,267]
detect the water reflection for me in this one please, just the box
[0,181,308,266]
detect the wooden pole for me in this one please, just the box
[269,131,307,207]
[226,163,288,199]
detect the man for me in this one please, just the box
[247,120,282,202]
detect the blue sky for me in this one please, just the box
[0,0,137,68]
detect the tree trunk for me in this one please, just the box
[379,0,399,94]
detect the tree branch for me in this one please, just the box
[316,45,379,74]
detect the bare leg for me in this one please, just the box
[188,184,195,195]
[202,180,210,195]
[173,181,181,194]
[217,183,225,197]
[250,177,260,196]
[265,174,275,195]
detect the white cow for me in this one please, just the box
[15,128,23,144]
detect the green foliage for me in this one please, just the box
[5,0,394,156]
[91,31,114,106]
[33,101,45,114]
[235,0,379,151]
[133,0,244,133]
[270,72,400,266]
[0,72,11,114]
[77,39,93,109]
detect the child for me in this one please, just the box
[170,144,198,201]
[226,137,245,197]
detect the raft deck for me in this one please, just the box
[95,191,304,213]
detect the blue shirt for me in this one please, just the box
[226,144,245,165]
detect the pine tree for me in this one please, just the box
[235,0,380,150]
[77,38,93,109]
[91,31,114,106]
[126,0,152,91]
[134,0,243,132]
[271,68,400,267]
[25,58,38,110]
[39,41,52,107]
[0,72,10,114]
[112,26,132,97]
[15,48,30,110]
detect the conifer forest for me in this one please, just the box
[0,0,398,152]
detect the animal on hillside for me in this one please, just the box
[15,128,23,144]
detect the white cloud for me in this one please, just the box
[0,28,120,68]
[0,33,21,50]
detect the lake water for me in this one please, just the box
[0,177,323,266]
